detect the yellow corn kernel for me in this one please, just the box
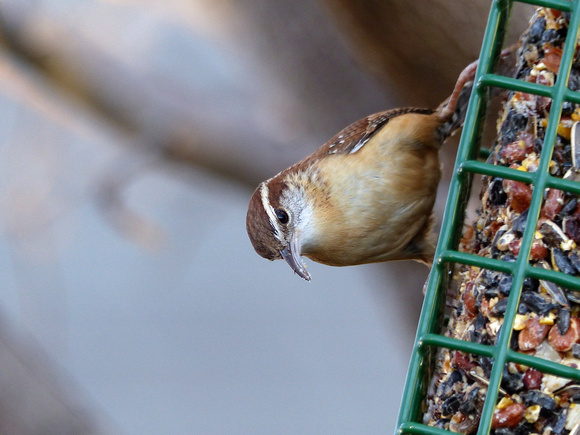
[525,405,541,423]
[558,124,572,140]
[540,316,555,325]
[497,397,513,410]
[562,239,577,251]
[513,314,529,330]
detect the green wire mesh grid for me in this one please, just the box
[397,0,580,434]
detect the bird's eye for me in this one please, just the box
[275,209,289,224]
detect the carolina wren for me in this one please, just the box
[246,60,479,281]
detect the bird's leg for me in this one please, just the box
[436,60,478,121]
[436,44,518,121]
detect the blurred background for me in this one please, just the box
[0,1,533,433]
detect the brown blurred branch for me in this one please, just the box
[323,0,533,106]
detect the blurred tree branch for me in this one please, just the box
[324,0,533,106]
[0,1,534,187]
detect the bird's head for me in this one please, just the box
[246,177,313,281]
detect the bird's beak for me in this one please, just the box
[280,236,311,281]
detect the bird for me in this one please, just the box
[245,59,481,281]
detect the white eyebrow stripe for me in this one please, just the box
[260,182,284,242]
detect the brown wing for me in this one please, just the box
[316,107,434,157]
